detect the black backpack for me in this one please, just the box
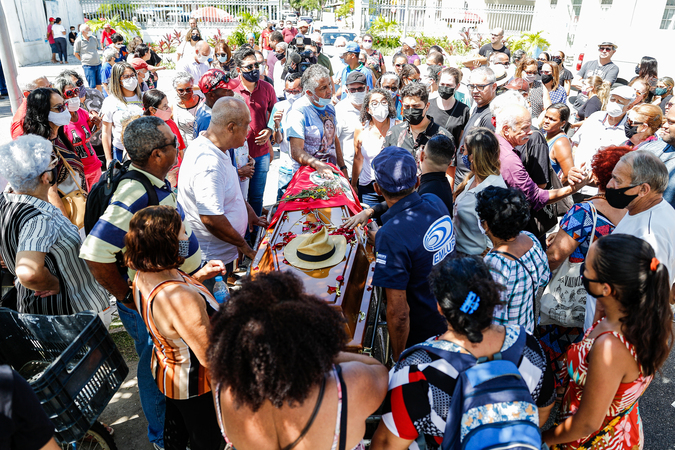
[83,160,159,235]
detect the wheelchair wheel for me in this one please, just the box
[61,421,117,450]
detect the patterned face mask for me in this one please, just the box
[178,240,190,257]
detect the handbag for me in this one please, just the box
[55,148,87,229]
[540,202,598,328]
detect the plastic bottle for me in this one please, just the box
[213,276,230,304]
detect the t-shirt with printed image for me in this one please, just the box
[286,95,338,172]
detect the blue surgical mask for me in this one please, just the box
[312,92,331,107]
[461,153,471,169]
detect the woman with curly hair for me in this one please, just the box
[371,256,555,450]
[543,234,673,449]
[477,186,551,333]
[125,205,228,450]
[208,271,388,450]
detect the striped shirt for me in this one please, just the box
[0,193,109,314]
[134,272,218,399]
[79,165,202,277]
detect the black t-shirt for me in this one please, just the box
[148,50,163,66]
[382,116,453,158]
[453,104,495,188]
[577,95,602,121]
[0,366,54,450]
[427,97,470,149]
[419,172,454,217]
[478,43,511,58]
[514,129,550,186]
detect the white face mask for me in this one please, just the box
[197,53,210,64]
[121,77,138,91]
[48,109,72,126]
[115,43,123,49]
[477,215,487,235]
[370,104,388,122]
[217,56,229,63]
[363,42,372,50]
[522,73,537,84]
[143,72,150,81]
[606,100,625,118]
[286,92,301,104]
[66,97,80,112]
[349,90,366,105]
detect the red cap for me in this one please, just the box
[198,69,240,94]
[130,58,149,71]
[505,78,530,92]
[49,17,54,22]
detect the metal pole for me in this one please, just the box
[403,0,409,37]
[0,0,22,113]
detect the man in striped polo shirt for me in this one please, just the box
[80,116,223,450]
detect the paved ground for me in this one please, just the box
[6,59,675,450]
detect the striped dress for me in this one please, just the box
[0,193,109,314]
[134,272,218,400]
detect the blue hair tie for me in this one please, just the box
[460,291,480,314]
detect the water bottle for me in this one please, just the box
[213,276,230,304]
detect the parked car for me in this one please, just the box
[299,15,313,24]
[284,12,298,23]
[321,31,356,57]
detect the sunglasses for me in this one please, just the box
[74,79,84,88]
[381,86,398,92]
[347,86,367,93]
[62,87,80,99]
[155,136,178,151]
[395,63,404,68]
[241,62,260,71]
[627,118,645,127]
[51,103,67,113]
[599,47,614,52]
[523,70,538,75]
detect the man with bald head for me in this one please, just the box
[180,40,212,85]
[178,97,268,286]
[479,27,511,59]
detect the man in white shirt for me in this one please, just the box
[331,36,348,78]
[335,71,368,176]
[584,150,675,328]
[273,41,288,99]
[177,97,267,287]
[180,41,212,89]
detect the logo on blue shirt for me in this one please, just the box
[423,215,456,265]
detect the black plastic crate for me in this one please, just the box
[0,307,129,444]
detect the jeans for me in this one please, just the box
[358,182,384,209]
[277,166,294,202]
[117,302,165,447]
[248,153,271,217]
[54,37,67,62]
[114,147,125,162]
[83,64,102,88]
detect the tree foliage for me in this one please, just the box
[87,16,141,42]
[510,31,550,55]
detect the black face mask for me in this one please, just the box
[624,121,640,139]
[191,35,201,42]
[438,85,455,100]
[605,185,639,209]
[581,266,604,299]
[635,65,640,75]
[275,52,285,61]
[403,107,425,126]
[541,74,554,85]
[552,57,562,65]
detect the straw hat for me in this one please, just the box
[284,227,347,270]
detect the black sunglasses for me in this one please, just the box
[155,136,178,151]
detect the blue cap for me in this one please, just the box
[345,41,360,54]
[372,146,418,193]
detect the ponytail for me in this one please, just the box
[597,81,612,110]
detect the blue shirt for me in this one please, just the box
[641,137,675,209]
[193,103,212,139]
[286,95,338,172]
[336,63,374,100]
[372,191,454,347]
[395,95,403,120]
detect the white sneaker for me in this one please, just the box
[153,444,164,450]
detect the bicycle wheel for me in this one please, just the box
[61,421,117,450]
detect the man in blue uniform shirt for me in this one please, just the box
[371,146,455,360]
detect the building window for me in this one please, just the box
[572,0,583,16]
[661,0,675,29]
[600,0,612,5]
[551,0,558,5]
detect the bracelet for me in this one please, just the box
[340,165,347,171]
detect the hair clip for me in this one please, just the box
[460,291,480,314]
[650,257,660,272]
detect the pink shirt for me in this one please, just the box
[233,79,276,158]
[496,134,550,210]
[47,24,55,44]
[63,109,101,175]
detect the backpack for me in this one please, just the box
[399,326,541,450]
[83,160,159,235]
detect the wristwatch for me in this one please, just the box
[122,289,133,305]
[340,165,348,171]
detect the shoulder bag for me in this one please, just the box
[55,147,87,229]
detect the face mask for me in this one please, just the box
[370,104,388,122]
[275,52,285,61]
[241,69,260,83]
[403,107,425,126]
[121,77,138,91]
[48,109,72,126]
[216,56,228,64]
[66,97,80,112]
[311,92,331,107]
[655,87,668,96]
[605,185,639,209]
[154,107,172,122]
[48,166,58,186]
[438,85,455,100]
[363,42,372,50]
[286,92,301,104]
[635,65,640,75]
[541,74,554,85]
[461,153,471,169]
[552,57,562,65]
[349,90,366,105]
[522,73,536,83]
[477,216,487,235]
[115,43,123,49]
[606,101,624,118]
[142,72,150,81]
[197,53,209,64]
[624,121,640,139]
[192,35,201,42]
[178,239,190,258]
[78,87,86,99]
[389,89,398,99]
[581,269,606,300]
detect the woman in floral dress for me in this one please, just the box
[543,234,673,449]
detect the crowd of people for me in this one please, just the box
[2,20,675,450]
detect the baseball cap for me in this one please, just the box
[346,71,367,85]
[199,69,241,94]
[372,146,418,193]
[505,78,530,92]
[49,17,54,22]
[345,42,360,54]
[130,58,149,71]
[492,64,508,86]
[401,36,416,49]
[297,20,309,28]
[611,85,636,101]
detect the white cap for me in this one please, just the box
[611,85,636,101]
[401,36,416,49]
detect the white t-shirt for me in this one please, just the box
[52,24,66,38]
[273,63,286,98]
[335,98,361,175]
[177,135,248,264]
[180,59,211,87]
[99,95,143,150]
[584,199,675,329]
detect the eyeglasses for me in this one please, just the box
[627,118,645,127]
[285,89,302,95]
[599,47,614,52]
[381,85,398,92]
[154,136,178,151]
[74,79,84,88]
[348,86,367,93]
[523,70,538,75]
[176,88,193,94]
[121,73,136,80]
[369,100,388,108]
[51,102,67,113]
[240,62,260,72]
[467,83,494,91]
[408,78,420,83]
[62,87,80,99]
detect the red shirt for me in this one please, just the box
[47,24,55,44]
[282,27,298,44]
[11,100,27,140]
[101,29,116,46]
[233,79,276,158]
[261,29,273,50]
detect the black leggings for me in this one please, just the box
[54,38,67,62]
[164,393,224,450]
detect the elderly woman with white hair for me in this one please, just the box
[170,71,204,146]
[0,135,110,319]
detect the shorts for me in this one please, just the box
[49,43,58,53]
[83,64,102,87]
